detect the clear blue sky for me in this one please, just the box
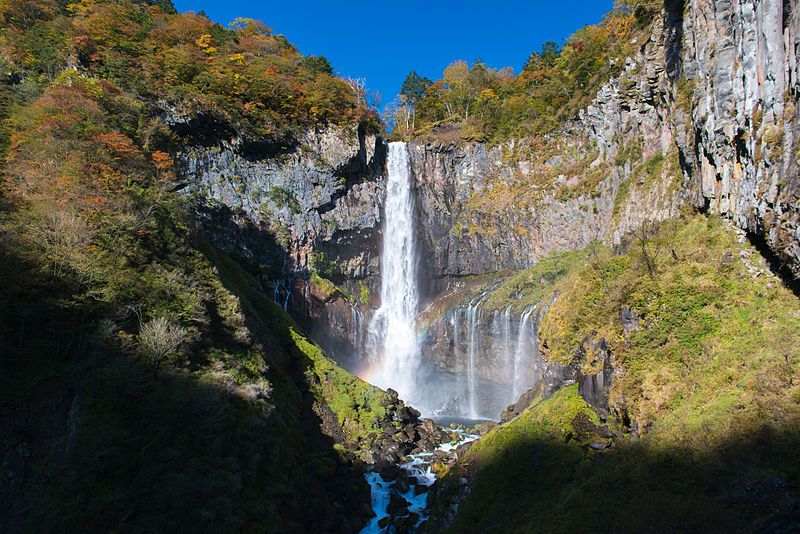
[172,0,616,110]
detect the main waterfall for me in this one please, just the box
[367,142,421,406]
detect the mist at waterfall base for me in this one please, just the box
[352,142,545,420]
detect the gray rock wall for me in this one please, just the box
[177,0,800,393]
[679,0,800,275]
[179,125,386,280]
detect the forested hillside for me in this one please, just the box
[0,0,388,531]
[2,0,800,532]
[388,0,661,144]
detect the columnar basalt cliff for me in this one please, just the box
[678,0,800,276]
[178,125,386,281]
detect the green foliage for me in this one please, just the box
[309,250,336,279]
[266,185,300,213]
[433,212,800,534]
[612,177,631,217]
[643,152,665,184]
[0,22,384,528]
[483,248,587,314]
[300,55,333,76]
[291,328,391,449]
[540,213,800,431]
[310,272,338,299]
[358,279,371,305]
[400,70,432,106]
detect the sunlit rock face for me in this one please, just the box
[178,125,387,280]
[177,0,800,418]
[678,0,800,277]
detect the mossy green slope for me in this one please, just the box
[428,212,800,534]
[0,202,388,532]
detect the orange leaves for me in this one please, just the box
[99,131,137,159]
[1,0,57,29]
[150,151,173,172]
[150,151,176,181]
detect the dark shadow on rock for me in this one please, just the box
[745,229,800,298]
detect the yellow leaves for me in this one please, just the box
[195,34,217,56]
[195,33,212,48]
[228,53,245,65]
[229,17,271,38]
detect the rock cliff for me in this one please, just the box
[177,0,800,413]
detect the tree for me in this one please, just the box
[137,316,187,374]
[343,76,367,107]
[400,70,431,129]
[228,17,271,37]
[635,219,662,278]
[441,60,472,118]
[300,55,333,76]
[523,41,560,72]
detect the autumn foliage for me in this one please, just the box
[390,1,659,143]
[0,0,380,149]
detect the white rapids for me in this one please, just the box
[360,429,479,533]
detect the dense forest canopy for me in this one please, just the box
[0,0,380,155]
[387,0,661,144]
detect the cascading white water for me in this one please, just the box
[350,305,365,351]
[367,142,420,404]
[466,303,480,419]
[503,308,513,386]
[493,306,514,406]
[512,305,537,398]
[465,294,489,418]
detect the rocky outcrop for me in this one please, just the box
[408,0,800,283]
[408,15,687,282]
[178,125,386,280]
[176,1,800,424]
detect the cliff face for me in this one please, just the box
[408,10,684,284]
[178,125,387,281]
[410,0,800,282]
[178,0,800,403]
[679,0,800,276]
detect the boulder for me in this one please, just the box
[386,493,410,516]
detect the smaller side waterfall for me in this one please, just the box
[512,305,537,399]
[465,299,483,419]
[497,307,513,388]
[350,305,365,352]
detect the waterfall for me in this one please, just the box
[350,305,365,351]
[465,295,488,418]
[491,307,513,406]
[502,307,512,388]
[512,305,537,399]
[367,142,420,404]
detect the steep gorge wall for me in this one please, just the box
[678,0,800,276]
[411,0,800,284]
[176,0,800,399]
[177,125,386,281]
